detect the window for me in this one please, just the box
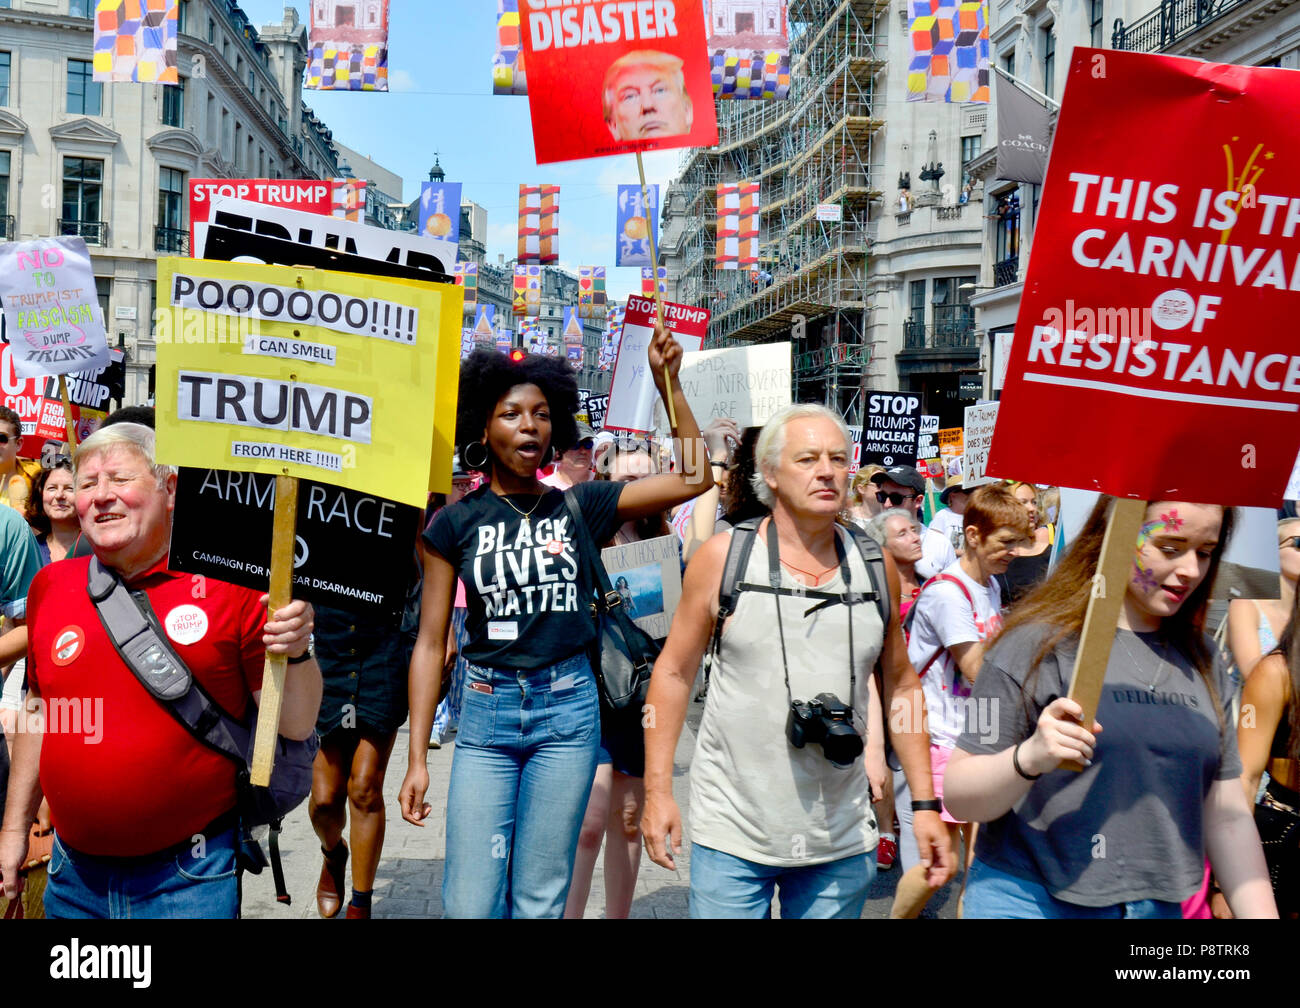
[208,18,215,43]
[909,280,926,325]
[0,51,9,107]
[1042,27,1056,100]
[62,158,103,230]
[67,59,101,115]
[69,0,93,17]
[162,76,184,127]
[1090,0,1104,47]
[248,69,254,91]
[177,0,187,34]
[961,135,982,165]
[993,190,1021,263]
[0,151,10,238]
[1002,50,1015,76]
[95,277,111,326]
[157,167,186,251]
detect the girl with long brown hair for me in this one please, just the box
[944,497,1276,918]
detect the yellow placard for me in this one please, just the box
[154,258,462,506]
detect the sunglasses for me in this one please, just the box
[1283,537,1300,551]
[876,491,919,506]
[0,433,16,445]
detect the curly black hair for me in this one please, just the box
[456,348,580,472]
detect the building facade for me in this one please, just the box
[0,0,342,403]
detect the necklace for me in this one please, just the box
[496,487,545,529]
[1118,630,1173,693]
[780,557,838,585]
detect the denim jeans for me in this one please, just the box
[689,843,876,919]
[44,827,240,919]
[442,651,600,918]
[963,857,1183,919]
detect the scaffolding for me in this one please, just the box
[669,0,889,419]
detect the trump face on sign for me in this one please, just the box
[602,50,693,141]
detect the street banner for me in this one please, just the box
[907,0,990,103]
[705,0,791,99]
[522,322,553,356]
[995,72,1051,184]
[860,390,922,469]
[600,305,624,371]
[169,467,420,619]
[331,178,367,223]
[562,306,585,345]
[616,184,658,267]
[600,534,683,639]
[495,330,513,355]
[578,266,607,318]
[518,184,559,265]
[716,181,759,269]
[991,329,1014,391]
[517,0,718,164]
[640,266,667,297]
[494,0,529,94]
[514,264,542,316]
[419,182,463,243]
[673,341,790,427]
[604,296,708,433]
[154,258,462,504]
[473,304,497,341]
[93,0,180,84]
[306,0,389,91]
[202,196,456,277]
[962,402,999,487]
[988,49,1300,507]
[0,237,111,379]
[461,328,477,359]
[453,263,478,314]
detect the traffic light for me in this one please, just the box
[508,348,527,364]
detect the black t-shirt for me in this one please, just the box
[424,480,624,670]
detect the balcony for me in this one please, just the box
[994,256,1019,287]
[904,319,926,349]
[155,226,189,255]
[1112,0,1257,53]
[0,215,13,240]
[58,219,108,245]
[904,313,977,351]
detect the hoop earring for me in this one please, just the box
[463,442,489,471]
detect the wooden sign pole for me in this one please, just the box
[635,150,677,430]
[250,473,299,786]
[57,375,78,447]
[1061,496,1147,771]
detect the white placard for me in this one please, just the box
[671,342,791,428]
[603,298,707,434]
[962,402,999,487]
[599,534,683,641]
[816,203,842,222]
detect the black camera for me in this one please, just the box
[786,692,863,768]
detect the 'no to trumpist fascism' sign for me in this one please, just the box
[988,48,1300,508]
[154,258,463,506]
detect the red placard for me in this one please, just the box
[188,179,336,250]
[0,345,102,454]
[518,0,718,164]
[988,49,1300,508]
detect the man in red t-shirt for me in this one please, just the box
[0,423,322,918]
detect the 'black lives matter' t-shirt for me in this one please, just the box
[958,623,1241,908]
[424,480,624,670]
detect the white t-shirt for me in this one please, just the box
[928,508,965,550]
[906,561,1003,748]
[916,527,956,581]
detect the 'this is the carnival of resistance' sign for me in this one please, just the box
[989,49,1300,507]
[154,258,463,506]
[170,468,420,619]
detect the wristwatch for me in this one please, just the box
[911,798,943,813]
[287,637,315,665]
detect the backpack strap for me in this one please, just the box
[711,517,763,660]
[905,572,980,680]
[837,523,891,631]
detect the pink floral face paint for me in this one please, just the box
[1133,508,1184,591]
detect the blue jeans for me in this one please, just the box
[689,843,876,919]
[442,651,600,918]
[44,827,240,919]
[963,857,1183,919]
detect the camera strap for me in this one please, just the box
[763,518,855,708]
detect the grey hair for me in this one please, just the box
[866,507,923,546]
[74,422,175,486]
[749,403,852,509]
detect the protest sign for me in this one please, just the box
[419,182,462,243]
[586,392,609,430]
[1286,448,1300,501]
[190,178,342,250]
[0,237,111,380]
[860,390,922,469]
[916,414,940,460]
[603,296,708,433]
[600,534,683,640]
[45,350,125,412]
[937,426,964,476]
[203,196,456,277]
[518,0,718,164]
[987,48,1300,508]
[673,342,790,427]
[962,402,999,487]
[846,424,863,471]
[169,468,420,619]
[616,184,658,266]
[577,387,592,424]
[154,258,461,505]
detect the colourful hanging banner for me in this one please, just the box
[578,266,607,319]
[453,262,478,314]
[601,303,626,370]
[562,306,585,345]
[93,0,180,84]
[518,184,559,265]
[705,0,791,99]
[521,321,554,356]
[493,0,528,95]
[472,303,496,342]
[640,267,667,297]
[332,178,367,223]
[616,184,658,267]
[513,264,542,317]
[420,182,463,243]
[306,0,390,91]
[716,181,759,269]
[906,0,990,103]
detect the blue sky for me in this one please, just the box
[236,1,681,305]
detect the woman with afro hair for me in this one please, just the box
[401,325,712,917]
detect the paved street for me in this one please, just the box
[245,695,958,919]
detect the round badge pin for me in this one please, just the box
[547,539,564,555]
[51,626,85,666]
[165,605,210,646]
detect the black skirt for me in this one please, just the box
[314,604,416,739]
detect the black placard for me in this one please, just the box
[861,389,923,469]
